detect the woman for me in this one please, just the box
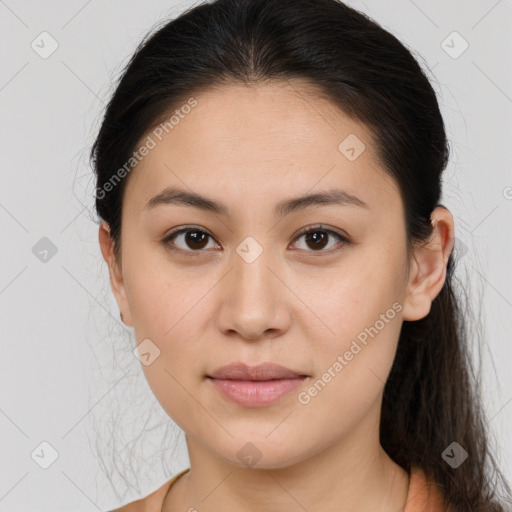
[92,0,511,510]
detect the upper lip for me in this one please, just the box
[207,362,308,381]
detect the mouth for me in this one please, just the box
[206,376,308,407]
[205,362,309,407]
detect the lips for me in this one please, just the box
[206,362,308,381]
[206,362,309,407]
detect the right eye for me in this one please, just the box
[162,226,221,256]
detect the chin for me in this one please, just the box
[213,435,308,471]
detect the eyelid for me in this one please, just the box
[162,224,351,256]
[292,224,349,242]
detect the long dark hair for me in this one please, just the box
[90,0,511,509]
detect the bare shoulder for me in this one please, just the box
[107,480,174,512]
[107,470,189,512]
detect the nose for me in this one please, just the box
[215,246,291,341]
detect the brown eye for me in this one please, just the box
[163,228,218,254]
[304,230,329,250]
[291,225,350,254]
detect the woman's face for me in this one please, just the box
[102,81,424,469]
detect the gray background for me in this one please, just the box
[0,0,511,510]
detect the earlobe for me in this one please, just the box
[401,206,455,322]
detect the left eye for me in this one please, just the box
[162,225,349,256]
[291,225,349,253]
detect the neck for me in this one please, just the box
[163,404,410,512]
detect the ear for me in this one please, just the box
[98,221,133,326]
[402,206,455,321]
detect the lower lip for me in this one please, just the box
[207,377,307,407]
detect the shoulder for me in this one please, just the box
[405,466,449,512]
[108,469,190,512]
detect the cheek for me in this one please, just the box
[304,259,403,349]
[122,254,213,411]
[290,280,403,452]
[123,247,203,338]
[299,254,405,414]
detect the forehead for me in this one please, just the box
[124,81,401,218]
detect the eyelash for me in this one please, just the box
[161,224,351,258]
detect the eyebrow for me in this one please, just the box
[144,186,369,217]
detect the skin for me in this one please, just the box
[99,80,454,512]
